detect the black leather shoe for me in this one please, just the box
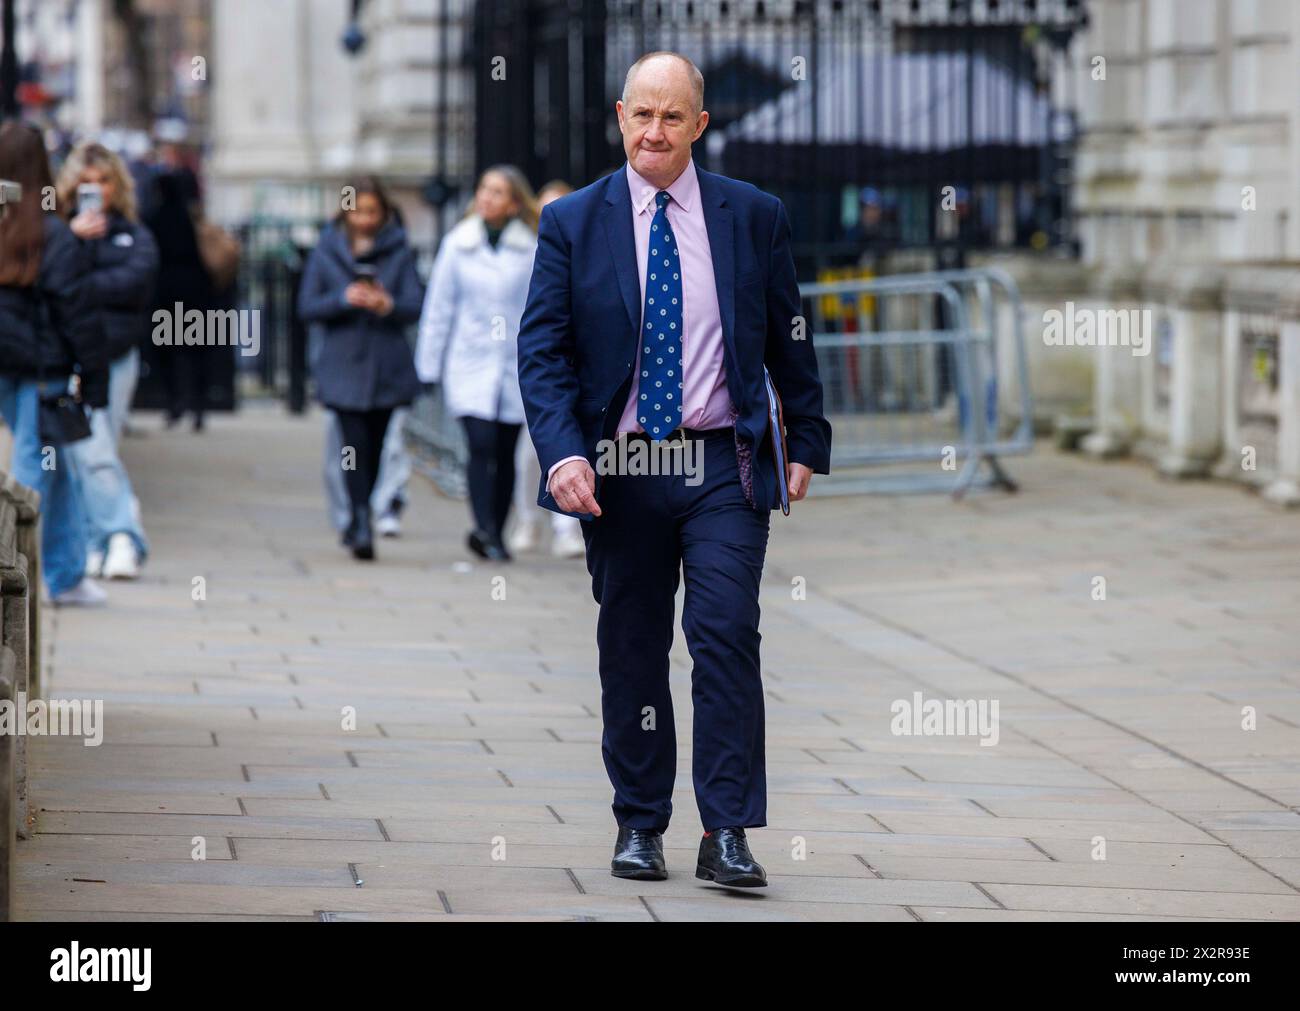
[350,506,374,560]
[696,827,767,887]
[467,530,511,562]
[611,826,667,881]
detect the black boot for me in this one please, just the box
[696,827,767,887]
[350,505,374,560]
[489,532,512,562]
[611,826,667,881]
[467,529,510,562]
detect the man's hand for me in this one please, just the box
[788,461,813,502]
[551,459,601,516]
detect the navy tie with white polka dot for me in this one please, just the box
[636,190,683,440]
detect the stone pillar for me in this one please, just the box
[1155,267,1225,477]
[1263,317,1300,506]
[1081,268,1144,457]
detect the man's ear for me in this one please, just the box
[692,110,710,142]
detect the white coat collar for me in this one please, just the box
[448,214,535,252]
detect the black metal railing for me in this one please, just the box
[471,0,1088,277]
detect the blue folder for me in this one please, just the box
[763,366,790,515]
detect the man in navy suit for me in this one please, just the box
[517,51,831,887]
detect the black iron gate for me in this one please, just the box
[471,0,1088,278]
[472,0,610,193]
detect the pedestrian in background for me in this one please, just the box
[321,404,411,539]
[415,165,538,562]
[298,176,423,560]
[58,140,158,580]
[143,136,212,431]
[0,121,111,606]
[506,179,585,560]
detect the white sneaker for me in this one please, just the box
[376,513,402,538]
[507,519,540,555]
[551,527,586,559]
[101,533,140,580]
[84,549,104,578]
[52,578,108,608]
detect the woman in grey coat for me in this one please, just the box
[297,176,423,559]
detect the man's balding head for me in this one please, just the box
[616,52,709,189]
[622,52,704,116]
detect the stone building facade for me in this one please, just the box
[205,0,468,245]
[997,0,1299,505]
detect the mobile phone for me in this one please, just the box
[353,264,378,285]
[77,183,104,216]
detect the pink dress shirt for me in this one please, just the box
[546,158,734,492]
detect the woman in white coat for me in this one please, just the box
[506,180,585,560]
[416,165,537,561]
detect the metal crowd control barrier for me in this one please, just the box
[405,385,468,498]
[802,267,1032,497]
[401,266,1032,500]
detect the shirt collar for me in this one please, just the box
[626,157,697,215]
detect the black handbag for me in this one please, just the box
[28,286,93,446]
[38,387,93,445]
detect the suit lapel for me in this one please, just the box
[601,169,642,339]
[698,168,740,406]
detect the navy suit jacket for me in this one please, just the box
[517,163,831,520]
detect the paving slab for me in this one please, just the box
[14,406,1300,921]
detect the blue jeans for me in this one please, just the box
[105,348,139,444]
[68,351,148,558]
[0,375,90,595]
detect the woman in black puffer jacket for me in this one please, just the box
[58,141,159,580]
[0,121,110,605]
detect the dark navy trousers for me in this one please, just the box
[581,428,771,832]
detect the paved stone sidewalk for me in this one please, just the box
[14,405,1300,921]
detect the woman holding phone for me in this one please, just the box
[0,121,111,605]
[297,176,423,560]
[415,165,538,562]
[58,140,159,580]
